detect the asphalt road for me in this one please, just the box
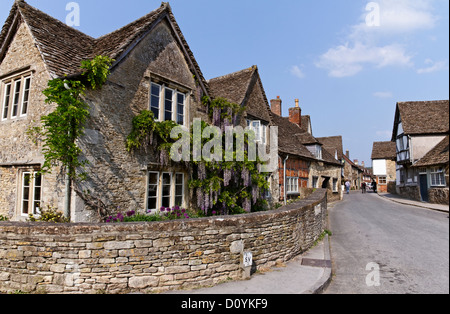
[324,191,449,294]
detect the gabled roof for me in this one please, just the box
[0,1,209,94]
[271,114,341,166]
[271,114,316,159]
[317,136,344,160]
[413,136,449,167]
[392,100,449,140]
[208,66,273,124]
[342,154,361,171]
[371,141,396,160]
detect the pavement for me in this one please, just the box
[378,192,449,213]
[167,234,332,295]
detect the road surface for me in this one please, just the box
[325,192,449,294]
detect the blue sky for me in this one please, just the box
[1,0,449,166]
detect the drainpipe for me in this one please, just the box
[64,167,72,221]
[284,155,289,205]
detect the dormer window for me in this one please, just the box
[150,81,186,126]
[306,144,322,160]
[247,119,268,145]
[1,73,32,121]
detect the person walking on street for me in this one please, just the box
[345,180,351,194]
[372,179,377,194]
[361,182,367,194]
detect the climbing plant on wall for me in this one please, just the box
[126,96,270,216]
[29,55,114,220]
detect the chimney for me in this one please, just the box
[270,96,282,116]
[346,150,350,158]
[361,161,365,167]
[354,159,359,165]
[289,99,301,128]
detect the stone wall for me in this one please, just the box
[428,188,449,205]
[0,189,327,294]
[0,22,65,220]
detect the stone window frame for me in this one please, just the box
[16,167,42,218]
[149,78,188,127]
[146,171,186,213]
[378,176,387,185]
[1,70,33,122]
[429,167,446,187]
[286,177,299,195]
[332,178,338,192]
[246,118,268,145]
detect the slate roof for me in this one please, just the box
[392,100,449,140]
[208,66,273,123]
[271,114,316,159]
[371,141,396,160]
[414,136,449,167]
[271,114,341,166]
[317,136,344,160]
[0,1,209,94]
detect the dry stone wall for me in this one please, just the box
[0,189,327,294]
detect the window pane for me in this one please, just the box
[21,77,31,116]
[24,173,31,187]
[162,197,170,208]
[162,173,171,186]
[22,200,29,214]
[175,184,183,196]
[34,173,42,187]
[34,187,41,201]
[148,198,157,211]
[23,187,30,202]
[150,83,160,120]
[2,83,11,119]
[175,173,183,185]
[147,172,159,211]
[165,89,173,121]
[162,173,171,199]
[12,80,21,117]
[177,93,185,125]
[149,172,158,185]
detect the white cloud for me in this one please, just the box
[373,91,393,98]
[316,42,413,78]
[316,0,439,77]
[417,59,448,74]
[290,65,305,79]
[352,0,438,39]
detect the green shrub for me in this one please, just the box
[28,207,70,223]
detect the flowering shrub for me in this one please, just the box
[125,96,271,217]
[105,206,201,223]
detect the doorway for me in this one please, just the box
[419,174,429,202]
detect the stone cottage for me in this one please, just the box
[0,1,213,222]
[391,100,449,203]
[342,150,362,190]
[269,97,343,203]
[371,141,396,193]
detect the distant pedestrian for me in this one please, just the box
[345,180,351,194]
[361,182,367,194]
[372,180,377,193]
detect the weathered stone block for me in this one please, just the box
[79,250,91,259]
[104,241,134,250]
[165,266,190,274]
[128,276,159,289]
